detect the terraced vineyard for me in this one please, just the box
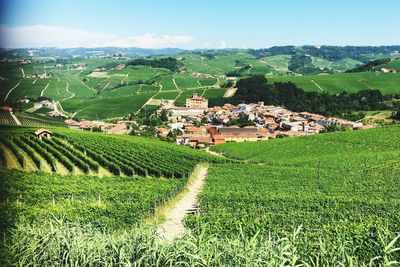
[0,126,226,178]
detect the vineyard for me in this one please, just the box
[0,169,185,231]
[186,125,400,260]
[0,126,225,178]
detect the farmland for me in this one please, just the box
[1,125,400,265]
[185,125,400,261]
[269,71,400,94]
[1,48,400,122]
[1,47,400,265]
[0,127,226,177]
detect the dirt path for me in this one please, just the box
[9,111,21,125]
[359,80,373,89]
[62,82,75,101]
[80,81,97,94]
[40,82,50,97]
[157,165,208,240]
[20,68,25,78]
[172,77,180,90]
[311,80,324,92]
[4,81,21,101]
[223,87,237,97]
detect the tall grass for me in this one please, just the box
[1,219,399,266]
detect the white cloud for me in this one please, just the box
[0,25,194,48]
[218,40,227,49]
[104,33,194,49]
[201,42,211,48]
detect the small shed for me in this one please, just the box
[34,128,53,139]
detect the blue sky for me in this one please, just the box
[1,0,399,48]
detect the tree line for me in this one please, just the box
[127,57,183,72]
[209,75,400,116]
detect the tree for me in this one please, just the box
[391,110,400,120]
[160,109,169,122]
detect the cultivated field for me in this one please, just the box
[269,71,400,94]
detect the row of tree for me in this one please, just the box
[127,57,183,72]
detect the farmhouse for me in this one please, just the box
[34,100,54,109]
[47,111,67,118]
[34,128,53,139]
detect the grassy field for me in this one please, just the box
[269,71,400,94]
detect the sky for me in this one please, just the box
[0,0,399,49]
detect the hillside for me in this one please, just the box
[1,46,400,121]
[0,125,399,265]
[196,125,400,258]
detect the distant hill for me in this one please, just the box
[0,47,184,59]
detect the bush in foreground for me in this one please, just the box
[1,219,399,266]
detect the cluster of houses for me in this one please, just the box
[25,71,54,79]
[94,64,126,72]
[156,94,373,148]
[64,119,132,135]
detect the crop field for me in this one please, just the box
[263,54,291,70]
[0,126,228,253]
[269,71,400,94]
[202,88,226,99]
[152,91,180,100]
[0,58,230,120]
[174,74,203,89]
[198,78,218,86]
[0,169,184,230]
[182,125,400,260]
[61,93,155,119]
[0,127,225,177]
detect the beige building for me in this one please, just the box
[186,93,208,109]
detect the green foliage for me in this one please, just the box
[127,57,182,72]
[2,219,399,266]
[391,110,400,120]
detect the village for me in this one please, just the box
[3,91,376,148]
[68,94,376,146]
[153,93,375,148]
